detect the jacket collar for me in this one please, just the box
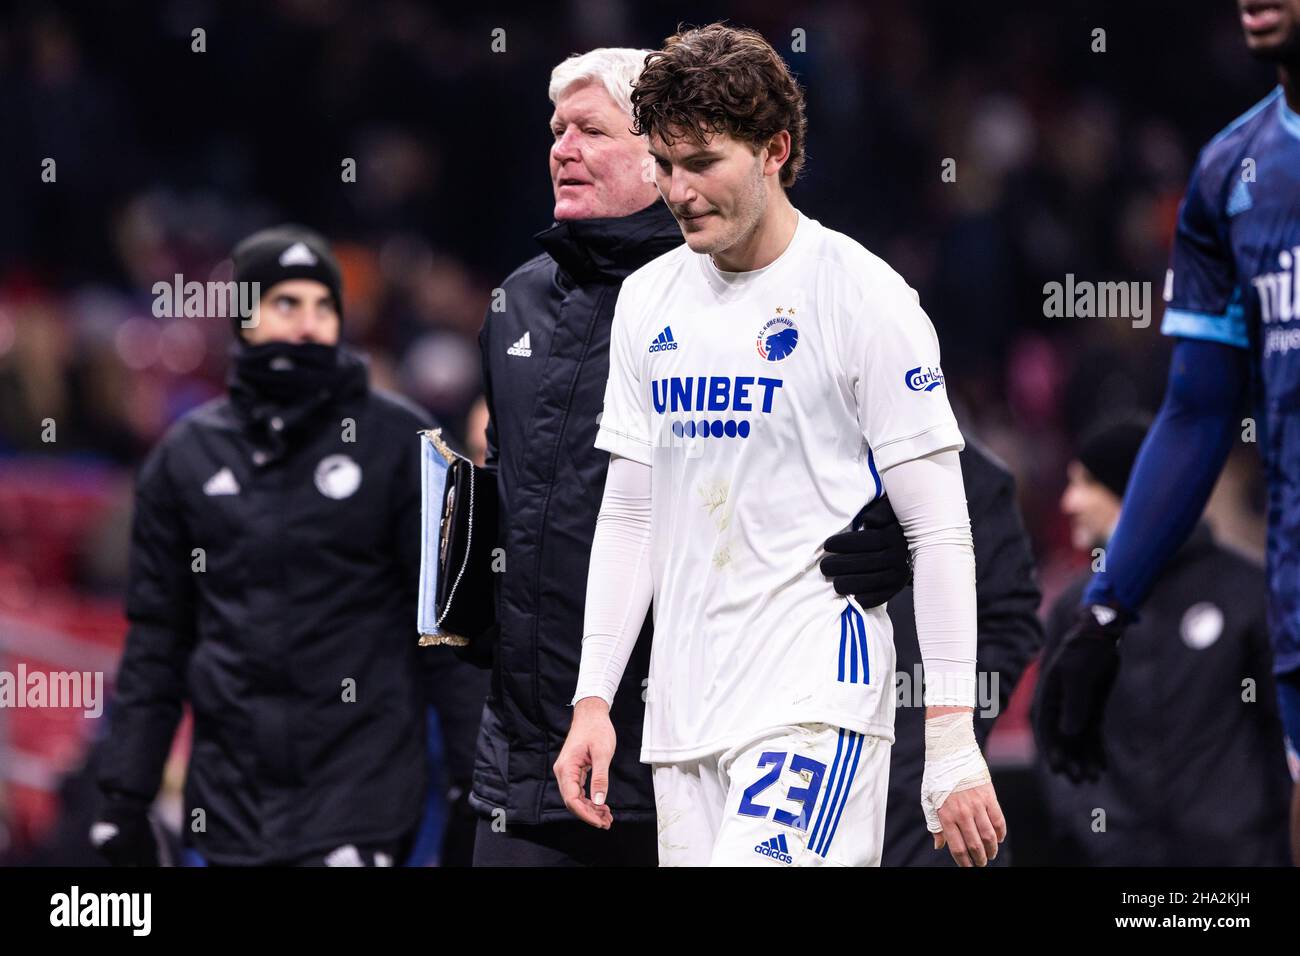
[227,345,369,462]
[534,199,683,283]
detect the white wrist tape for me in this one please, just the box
[920,712,991,833]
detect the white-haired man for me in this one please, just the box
[465,48,681,865]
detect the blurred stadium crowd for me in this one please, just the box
[0,0,1281,861]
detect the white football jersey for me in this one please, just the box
[596,210,964,763]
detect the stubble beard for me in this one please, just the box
[701,161,768,263]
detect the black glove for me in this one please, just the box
[90,795,161,867]
[1032,605,1128,783]
[819,495,911,608]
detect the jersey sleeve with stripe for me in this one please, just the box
[1161,155,1249,349]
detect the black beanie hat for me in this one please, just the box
[1076,416,1151,500]
[230,224,343,339]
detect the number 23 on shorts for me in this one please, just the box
[737,750,828,830]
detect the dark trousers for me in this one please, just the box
[204,835,413,867]
[472,818,658,867]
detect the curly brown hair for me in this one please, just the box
[631,23,807,187]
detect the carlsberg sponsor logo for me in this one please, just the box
[905,366,945,392]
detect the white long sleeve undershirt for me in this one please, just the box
[878,449,977,707]
[572,455,654,706]
[572,448,977,710]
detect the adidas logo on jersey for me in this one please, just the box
[754,833,793,864]
[648,325,678,353]
[203,467,240,496]
[1226,179,1253,218]
[507,331,532,357]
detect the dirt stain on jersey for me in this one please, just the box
[697,478,732,567]
[697,478,730,531]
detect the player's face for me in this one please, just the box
[244,279,340,346]
[1239,0,1300,59]
[1060,461,1122,552]
[650,129,769,259]
[549,81,659,222]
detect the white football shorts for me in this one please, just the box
[653,722,891,867]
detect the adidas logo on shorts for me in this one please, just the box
[754,833,793,864]
[648,325,678,353]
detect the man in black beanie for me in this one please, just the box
[229,224,345,340]
[1033,417,1292,865]
[91,225,485,866]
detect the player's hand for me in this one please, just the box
[90,796,162,867]
[920,709,1005,867]
[931,783,1006,867]
[1032,604,1127,783]
[820,495,911,608]
[554,697,617,829]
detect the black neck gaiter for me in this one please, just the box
[230,342,348,403]
[228,342,366,450]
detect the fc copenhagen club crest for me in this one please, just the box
[315,454,363,500]
[756,308,799,361]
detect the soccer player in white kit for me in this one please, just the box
[554,23,1007,867]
